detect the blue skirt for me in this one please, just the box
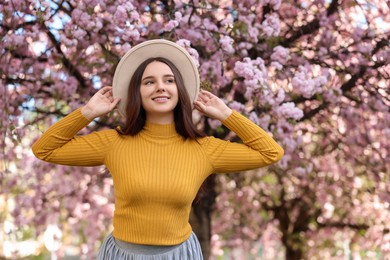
[96,232,204,259]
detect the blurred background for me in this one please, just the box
[1,0,389,259]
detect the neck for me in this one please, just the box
[146,113,174,124]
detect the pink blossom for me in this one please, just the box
[164,20,179,32]
[123,28,140,41]
[271,46,290,65]
[121,42,131,53]
[234,57,270,99]
[247,26,259,40]
[94,19,103,32]
[176,39,200,67]
[262,14,280,37]
[130,11,140,21]
[203,18,219,31]
[229,101,246,112]
[221,14,234,26]
[113,6,130,27]
[249,112,261,126]
[318,47,328,57]
[74,29,87,39]
[294,167,307,176]
[219,35,235,54]
[271,61,283,70]
[3,34,25,48]
[258,114,271,129]
[291,66,327,98]
[276,102,304,120]
[174,11,182,21]
[356,42,373,54]
[274,88,285,105]
[323,88,342,103]
[238,42,253,56]
[266,0,281,10]
[208,118,222,129]
[375,49,390,63]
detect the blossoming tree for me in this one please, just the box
[1,0,389,259]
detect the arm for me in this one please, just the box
[32,86,121,166]
[32,109,117,166]
[195,90,284,173]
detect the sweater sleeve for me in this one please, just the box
[201,110,284,173]
[32,108,117,166]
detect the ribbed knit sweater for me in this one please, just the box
[32,108,284,246]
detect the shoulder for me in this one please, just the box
[196,136,212,145]
[89,128,123,142]
[196,135,229,148]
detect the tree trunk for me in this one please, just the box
[190,175,217,260]
[285,245,304,260]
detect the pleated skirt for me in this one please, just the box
[96,232,204,259]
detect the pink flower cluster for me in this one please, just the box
[234,57,269,100]
[236,12,260,43]
[3,34,25,49]
[219,35,235,54]
[164,12,182,32]
[262,14,280,37]
[292,66,327,98]
[271,46,290,69]
[276,102,303,121]
[72,8,103,33]
[176,39,200,67]
[262,0,282,10]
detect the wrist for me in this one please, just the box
[81,105,96,120]
[219,108,233,121]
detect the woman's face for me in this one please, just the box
[140,61,179,123]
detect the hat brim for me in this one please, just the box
[112,39,200,117]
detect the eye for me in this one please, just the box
[144,80,154,86]
[166,78,175,84]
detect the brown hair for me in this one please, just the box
[117,57,204,139]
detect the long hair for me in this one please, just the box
[117,57,204,139]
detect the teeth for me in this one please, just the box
[153,97,169,101]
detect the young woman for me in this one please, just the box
[32,39,284,259]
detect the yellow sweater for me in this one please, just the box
[32,108,284,245]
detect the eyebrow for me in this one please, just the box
[142,74,175,81]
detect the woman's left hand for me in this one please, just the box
[194,90,232,121]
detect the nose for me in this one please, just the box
[156,80,166,92]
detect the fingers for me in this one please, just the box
[100,86,112,93]
[100,86,114,101]
[110,97,121,110]
[197,90,212,104]
[96,86,121,110]
[199,89,215,99]
[193,101,206,113]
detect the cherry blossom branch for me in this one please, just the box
[280,0,339,47]
[44,26,89,91]
[298,43,388,121]
[317,222,369,230]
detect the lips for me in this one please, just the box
[152,96,170,101]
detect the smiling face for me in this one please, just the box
[140,61,179,124]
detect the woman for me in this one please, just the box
[32,39,284,259]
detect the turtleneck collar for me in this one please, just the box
[142,121,180,138]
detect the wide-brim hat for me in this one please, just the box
[112,39,200,117]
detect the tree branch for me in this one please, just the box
[44,26,90,91]
[280,0,339,47]
[317,222,369,230]
[297,36,388,121]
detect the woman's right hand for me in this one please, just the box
[81,86,121,120]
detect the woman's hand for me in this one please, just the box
[194,89,232,121]
[81,86,121,120]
